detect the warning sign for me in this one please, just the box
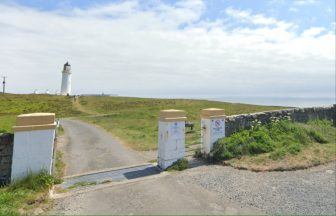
[170,122,183,139]
[211,119,225,143]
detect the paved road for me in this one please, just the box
[60,119,145,176]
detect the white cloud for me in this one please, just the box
[294,0,318,6]
[225,7,295,29]
[0,1,334,98]
[302,27,325,37]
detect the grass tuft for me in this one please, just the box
[0,171,54,216]
[166,158,189,171]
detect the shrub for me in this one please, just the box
[166,158,189,171]
[211,120,331,162]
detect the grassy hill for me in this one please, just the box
[0,94,283,150]
[0,94,81,133]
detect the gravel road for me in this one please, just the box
[60,119,145,176]
[179,162,336,215]
[52,172,261,215]
[53,161,335,215]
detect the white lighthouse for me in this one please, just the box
[60,62,72,95]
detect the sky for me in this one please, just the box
[0,0,335,99]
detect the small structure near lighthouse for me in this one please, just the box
[60,62,72,95]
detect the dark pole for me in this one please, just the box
[2,76,6,94]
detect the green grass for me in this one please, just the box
[53,150,65,184]
[0,171,54,216]
[0,115,16,134]
[166,158,189,171]
[67,181,97,190]
[0,94,82,133]
[0,94,285,151]
[78,96,283,151]
[212,120,336,171]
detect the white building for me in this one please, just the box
[60,62,72,95]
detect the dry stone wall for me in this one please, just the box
[0,133,14,184]
[225,105,336,136]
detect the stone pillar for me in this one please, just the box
[11,113,56,181]
[201,108,225,154]
[158,109,186,170]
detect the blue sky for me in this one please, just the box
[0,0,335,98]
[7,0,335,31]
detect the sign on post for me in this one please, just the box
[201,108,226,154]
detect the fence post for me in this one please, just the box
[11,113,56,181]
[201,108,226,154]
[158,109,186,169]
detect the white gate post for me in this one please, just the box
[11,113,56,181]
[158,109,186,169]
[201,108,225,154]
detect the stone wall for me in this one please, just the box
[0,133,14,185]
[225,105,336,136]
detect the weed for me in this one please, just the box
[9,171,54,192]
[166,158,189,171]
[53,151,65,184]
[308,130,328,144]
[68,181,97,189]
[0,171,54,215]
[193,149,203,158]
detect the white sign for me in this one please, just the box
[211,119,225,143]
[170,122,184,139]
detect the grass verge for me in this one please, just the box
[211,120,336,171]
[0,171,54,216]
[53,150,65,184]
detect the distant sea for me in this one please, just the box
[209,97,335,108]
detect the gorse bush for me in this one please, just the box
[212,120,332,161]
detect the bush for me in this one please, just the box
[166,158,189,171]
[212,120,331,162]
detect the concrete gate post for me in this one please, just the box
[158,109,187,169]
[11,113,56,181]
[201,108,226,154]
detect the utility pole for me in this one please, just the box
[2,76,6,94]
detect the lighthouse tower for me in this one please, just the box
[60,62,72,95]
